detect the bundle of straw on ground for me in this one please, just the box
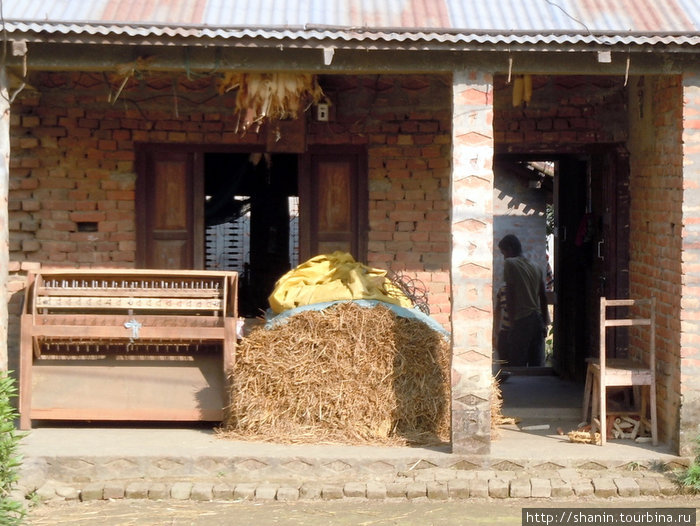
[220,302,451,446]
[491,377,510,437]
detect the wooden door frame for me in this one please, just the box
[588,144,630,301]
[135,143,262,269]
[298,145,368,263]
[587,144,631,360]
[136,143,368,270]
[553,154,592,379]
[135,145,203,269]
[494,147,630,379]
[553,145,631,374]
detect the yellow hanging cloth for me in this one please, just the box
[268,251,413,314]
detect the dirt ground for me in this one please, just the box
[25,496,700,526]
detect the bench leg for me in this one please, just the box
[18,326,32,430]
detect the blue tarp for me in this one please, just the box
[264,299,450,339]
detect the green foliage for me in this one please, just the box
[681,463,700,492]
[544,325,554,366]
[678,435,700,492]
[0,373,25,525]
[546,204,555,237]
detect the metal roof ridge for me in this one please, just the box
[5,20,699,38]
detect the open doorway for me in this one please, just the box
[203,153,299,318]
[136,144,368,321]
[493,156,556,372]
[494,147,631,419]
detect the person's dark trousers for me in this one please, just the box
[507,312,545,366]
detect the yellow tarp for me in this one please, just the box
[268,251,413,314]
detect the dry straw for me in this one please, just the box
[491,377,517,437]
[217,72,326,133]
[220,302,451,446]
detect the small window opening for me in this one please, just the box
[76,221,98,232]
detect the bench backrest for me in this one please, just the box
[24,269,238,320]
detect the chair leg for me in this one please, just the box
[639,388,648,425]
[649,383,658,446]
[590,375,600,436]
[582,364,592,422]
[599,374,606,446]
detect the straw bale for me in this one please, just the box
[490,378,518,437]
[220,302,450,446]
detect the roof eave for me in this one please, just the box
[5,21,699,52]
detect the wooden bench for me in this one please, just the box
[19,269,238,429]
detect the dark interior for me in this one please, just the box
[204,153,299,317]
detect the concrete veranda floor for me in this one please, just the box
[17,374,686,492]
[18,420,682,472]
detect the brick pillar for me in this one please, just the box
[450,69,494,454]
[680,72,700,456]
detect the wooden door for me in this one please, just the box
[299,147,367,262]
[136,147,204,269]
[554,147,631,378]
[588,145,630,302]
[553,156,589,379]
[588,145,631,360]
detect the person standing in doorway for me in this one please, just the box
[497,234,550,367]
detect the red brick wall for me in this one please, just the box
[8,72,453,355]
[492,74,629,362]
[627,75,684,449]
[10,69,690,450]
[679,73,700,456]
[10,74,253,267]
[493,73,687,448]
[494,75,628,149]
[307,76,452,326]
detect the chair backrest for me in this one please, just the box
[599,297,655,374]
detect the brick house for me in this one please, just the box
[1,1,699,456]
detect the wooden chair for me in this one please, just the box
[581,297,658,445]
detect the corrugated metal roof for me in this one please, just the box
[4,0,699,48]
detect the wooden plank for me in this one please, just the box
[34,268,236,278]
[35,345,221,356]
[604,370,653,386]
[604,319,651,327]
[38,288,224,298]
[19,314,33,429]
[36,296,223,310]
[30,407,223,421]
[29,358,225,422]
[31,325,226,340]
[605,358,650,371]
[34,314,224,327]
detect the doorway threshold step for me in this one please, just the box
[502,366,556,376]
[503,407,582,420]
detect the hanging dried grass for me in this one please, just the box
[217,72,326,132]
[109,56,155,104]
[219,302,450,446]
